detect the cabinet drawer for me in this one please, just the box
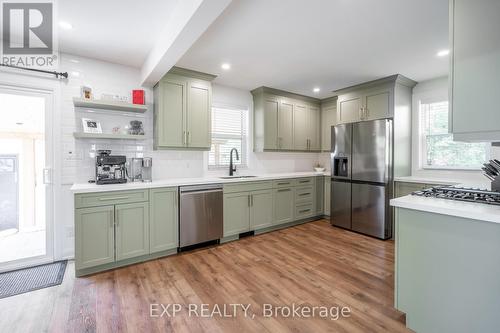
[75,190,149,208]
[223,181,272,194]
[295,186,314,204]
[293,177,314,186]
[273,179,294,188]
[295,203,315,219]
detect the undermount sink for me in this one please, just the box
[219,175,258,179]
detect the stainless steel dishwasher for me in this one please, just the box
[179,184,223,248]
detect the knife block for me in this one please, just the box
[492,177,500,192]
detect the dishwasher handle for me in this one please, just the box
[180,184,223,194]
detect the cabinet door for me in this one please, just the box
[149,188,178,253]
[156,78,186,148]
[324,178,331,216]
[293,104,308,150]
[187,81,211,149]
[321,105,337,151]
[315,177,324,214]
[308,105,321,151]
[273,187,295,225]
[364,90,390,120]
[75,206,115,269]
[338,97,361,124]
[223,192,250,237]
[115,202,149,261]
[278,100,294,150]
[249,190,273,230]
[263,98,279,150]
[451,0,500,136]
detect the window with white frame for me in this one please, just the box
[208,105,248,168]
[419,99,488,169]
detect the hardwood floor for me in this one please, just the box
[0,219,410,333]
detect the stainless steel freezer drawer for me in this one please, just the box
[330,179,351,229]
[351,183,390,239]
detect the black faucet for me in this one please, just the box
[229,148,239,176]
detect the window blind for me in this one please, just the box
[209,106,248,168]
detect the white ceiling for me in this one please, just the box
[177,0,450,98]
[58,0,180,67]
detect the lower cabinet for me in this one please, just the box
[149,187,178,253]
[324,177,331,216]
[223,192,251,237]
[273,187,295,225]
[75,205,115,269]
[75,187,178,275]
[115,202,149,260]
[315,176,324,215]
[249,190,273,230]
[224,189,274,237]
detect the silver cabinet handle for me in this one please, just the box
[248,195,251,207]
[299,209,311,213]
[251,195,253,206]
[277,182,290,185]
[299,192,311,196]
[187,131,191,144]
[277,188,291,192]
[99,196,129,201]
[110,210,114,228]
[183,131,186,144]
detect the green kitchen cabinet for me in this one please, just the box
[149,187,178,253]
[154,67,216,150]
[335,75,416,124]
[249,190,274,230]
[115,202,149,261]
[75,205,115,269]
[273,187,295,225]
[263,96,279,150]
[321,97,337,152]
[293,103,309,150]
[315,176,324,215]
[308,105,321,151]
[223,192,251,237]
[252,86,321,152]
[338,95,362,124]
[324,176,331,216]
[278,99,294,150]
[450,0,500,141]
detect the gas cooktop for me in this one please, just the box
[412,186,500,206]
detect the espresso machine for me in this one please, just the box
[127,157,152,182]
[95,150,127,185]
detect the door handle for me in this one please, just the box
[248,195,251,207]
[277,188,291,192]
[187,131,191,144]
[183,131,186,144]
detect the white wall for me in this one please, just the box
[411,76,500,181]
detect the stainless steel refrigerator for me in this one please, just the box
[330,119,393,239]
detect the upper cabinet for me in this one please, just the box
[252,87,321,152]
[334,75,416,125]
[450,0,500,142]
[320,97,337,152]
[154,67,216,150]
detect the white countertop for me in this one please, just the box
[391,193,500,224]
[394,176,461,185]
[70,171,330,194]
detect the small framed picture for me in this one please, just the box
[82,118,102,134]
[81,85,93,100]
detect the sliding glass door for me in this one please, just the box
[0,86,54,271]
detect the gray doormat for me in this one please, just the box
[0,260,67,299]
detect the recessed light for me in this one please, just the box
[59,21,73,30]
[69,59,79,63]
[313,87,320,93]
[221,63,231,70]
[71,71,80,77]
[436,49,450,57]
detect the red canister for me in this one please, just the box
[132,89,145,104]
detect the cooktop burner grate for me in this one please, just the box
[412,186,500,206]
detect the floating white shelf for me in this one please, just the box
[73,132,147,140]
[73,97,147,113]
